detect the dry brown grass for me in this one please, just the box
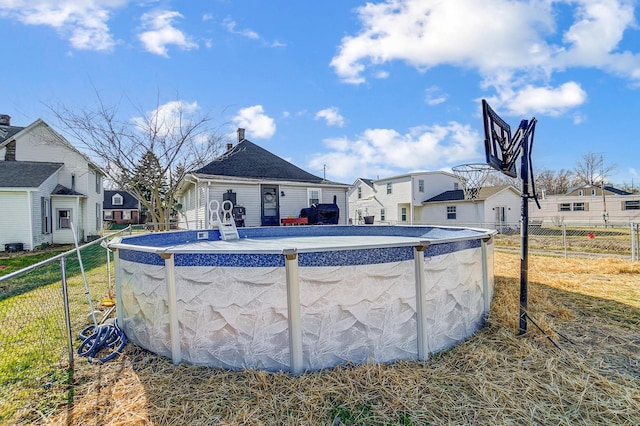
[31,252,640,425]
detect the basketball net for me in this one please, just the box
[451,163,494,200]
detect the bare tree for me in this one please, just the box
[50,93,227,230]
[535,168,579,195]
[574,152,615,186]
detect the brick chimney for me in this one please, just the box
[0,114,10,126]
[237,128,245,143]
[4,140,16,161]
[226,143,233,151]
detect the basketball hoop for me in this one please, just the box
[451,163,494,200]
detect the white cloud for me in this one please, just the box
[503,82,588,116]
[425,86,447,106]
[223,17,259,39]
[232,105,276,139]
[138,10,197,57]
[131,100,200,138]
[315,107,345,127]
[308,122,480,180]
[331,0,640,116]
[0,0,127,51]
[573,111,587,125]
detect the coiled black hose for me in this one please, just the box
[78,318,127,363]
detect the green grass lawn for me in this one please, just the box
[0,244,113,423]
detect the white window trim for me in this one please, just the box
[112,194,124,206]
[308,188,322,206]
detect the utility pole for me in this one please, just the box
[601,154,608,227]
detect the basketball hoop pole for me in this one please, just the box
[482,99,538,336]
[519,120,530,335]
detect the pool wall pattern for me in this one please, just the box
[112,226,495,373]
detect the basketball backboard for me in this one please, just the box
[482,99,517,178]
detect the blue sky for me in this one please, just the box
[1,0,639,187]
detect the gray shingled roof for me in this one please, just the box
[104,190,139,209]
[194,139,339,184]
[423,185,514,203]
[0,161,63,188]
[52,184,85,196]
[359,178,374,188]
[0,125,24,144]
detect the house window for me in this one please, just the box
[447,206,457,219]
[418,179,424,193]
[401,207,407,221]
[386,183,392,194]
[380,208,386,221]
[454,182,459,190]
[71,173,76,191]
[104,211,113,220]
[112,194,123,206]
[308,188,321,206]
[572,202,587,211]
[41,197,51,234]
[57,209,72,229]
[123,211,131,220]
[591,189,597,196]
[578,189,584,196]
[96,172,101,193]
[559,203,571,212]
[623,200,640,210]
[357,187,362,199]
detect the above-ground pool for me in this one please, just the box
[109,225,495,373]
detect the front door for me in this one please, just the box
[495,206,506,232]
[261,185,279,226]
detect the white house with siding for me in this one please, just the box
[348,172,461,224]
[421,185,521,230]
[0,115,104,251]
[528,185,640,226]
[175,129,350,229]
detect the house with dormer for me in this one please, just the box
[103,190,143,225]
[175,129,350,229]
[0,114,104,251]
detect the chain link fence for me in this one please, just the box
[0,227,131,424]
[490,221,638,259]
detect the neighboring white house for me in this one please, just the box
[529,185,640,226]
[0,115,104,250]
[421,185,521,230]
[175,129,350,229]
[348,172,461,224]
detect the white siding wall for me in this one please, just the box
[30,173,59,249]
[0,191,31,251]
[52,198,80,244]
[7,122,103,238]
[529,195,640,225]
[374,177,412,223]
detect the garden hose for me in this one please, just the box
[78,318,127,363]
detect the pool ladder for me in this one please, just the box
[209,200,239,240]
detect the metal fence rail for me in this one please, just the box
[0,227,131,423]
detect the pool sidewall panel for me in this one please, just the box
[424,246,485,354]
[174,266,289,371]
[298,260,417,371]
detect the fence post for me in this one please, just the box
[632,223,637,262]
[60,257,75,370]
[562,223,567,258]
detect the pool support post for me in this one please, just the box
[160,253,182,365]
[284,249,303,374]
[481,236,492,318]
[413,241,430,361]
